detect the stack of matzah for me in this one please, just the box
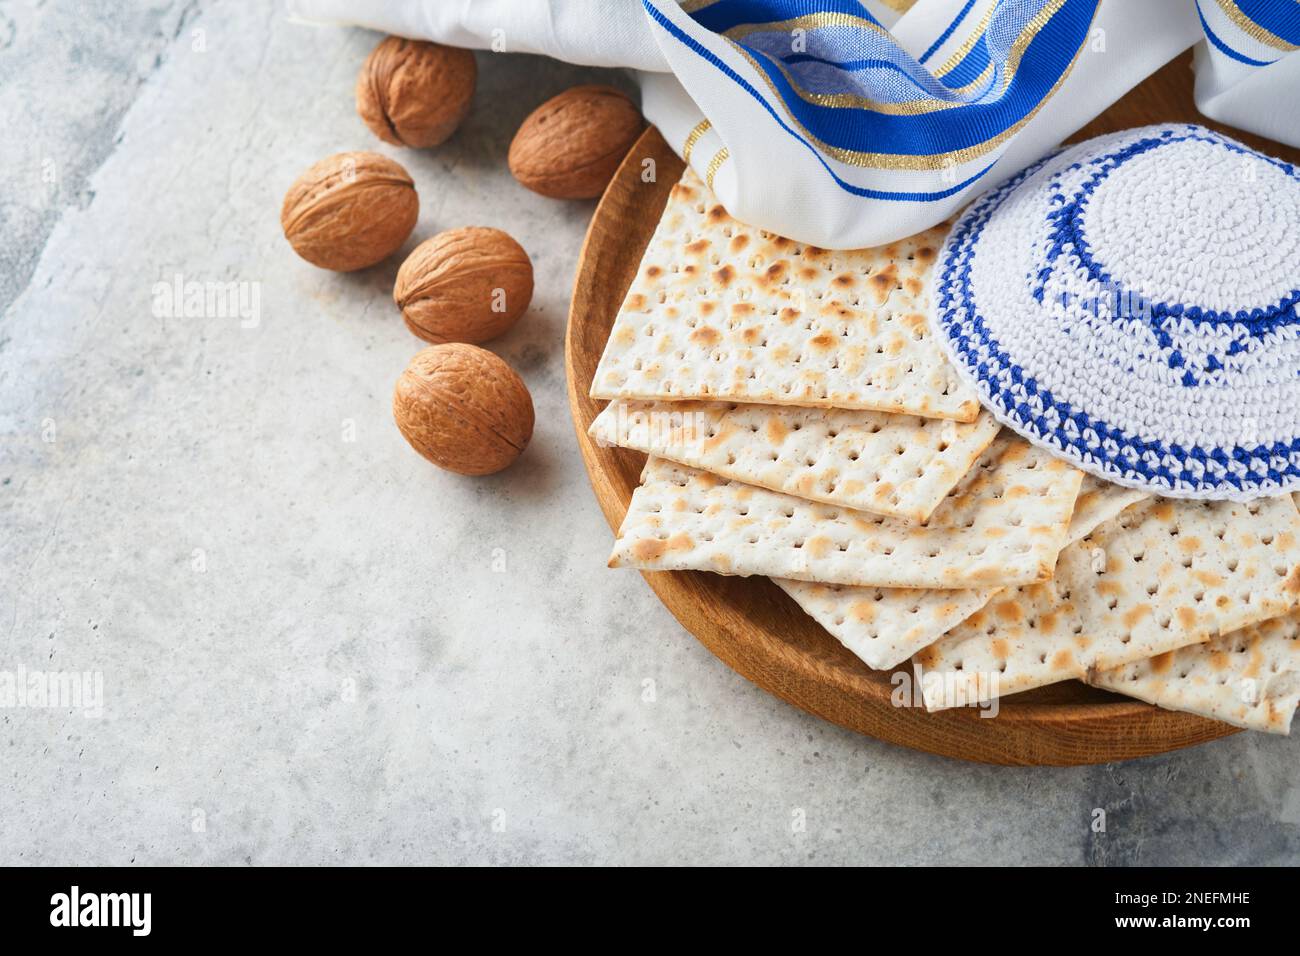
[589,168,1300,735]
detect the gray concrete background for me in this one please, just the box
[2,0,1297,866]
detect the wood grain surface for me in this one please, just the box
[564,53,1300,765]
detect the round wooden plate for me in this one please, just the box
[565,54,1300,765]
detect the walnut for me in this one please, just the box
[393,227,533,344]
[281,151,418,272]
[508,85,644,199]
[356,37,477,149]
[392,343,534,475]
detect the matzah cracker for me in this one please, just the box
[775,579,999,671]
[1067,476,1149,545]
[590,169,980,422]
[915,497,1300,711]
[588,399,1000,522]
[1088,611,1300,734]
[609,437,1083,590]
[772,471,1137,670]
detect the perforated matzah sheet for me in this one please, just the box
[773,470,1139,670]
[609,437,1083,590]
[775,579,999,671]
[915,497,1300,710]
[1088,610,1300,734]
[589,169,980,421]
[1068,477,1149,543]
[588,399,1000,522]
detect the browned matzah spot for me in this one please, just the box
[590,168,979,421]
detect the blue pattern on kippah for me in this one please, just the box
[1027,130,1300,385]
[932,125,1300,499]
[1036,130,1300,333]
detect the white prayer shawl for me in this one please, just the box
[287,0,1300,249]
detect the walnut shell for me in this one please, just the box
[394,227,533,344]
[393,343,534,476]
[281,151,418,272]
[356,37,476,148]
[508,85,644,199]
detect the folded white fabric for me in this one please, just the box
[286,0,668,70]
[1193,0,1300,148]
[287,0,1296,248]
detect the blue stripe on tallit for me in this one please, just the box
[642,0,1002,199]
[733,2,1093,156]
[1197,1,1278,66]
[688,0,884,34]
[920,0,982,64]
[1235,0,1300,45]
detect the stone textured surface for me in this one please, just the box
[2,0,1299,866]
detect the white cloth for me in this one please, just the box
[287,0,1300,249]
[1194,0,1300,148]
[288,0,667,69]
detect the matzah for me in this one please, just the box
[1067,478,1149,544]
[775,580,999,671]
[773,472,1143,670]
[590,169,980,422]
[1088,611,1300,734]
[915,497,1300,711]
[588,399,1000,522]
[609,437,1083,590]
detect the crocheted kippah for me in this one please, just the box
[932,123,1300,501]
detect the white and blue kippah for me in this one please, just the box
[931,123,1300,501]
